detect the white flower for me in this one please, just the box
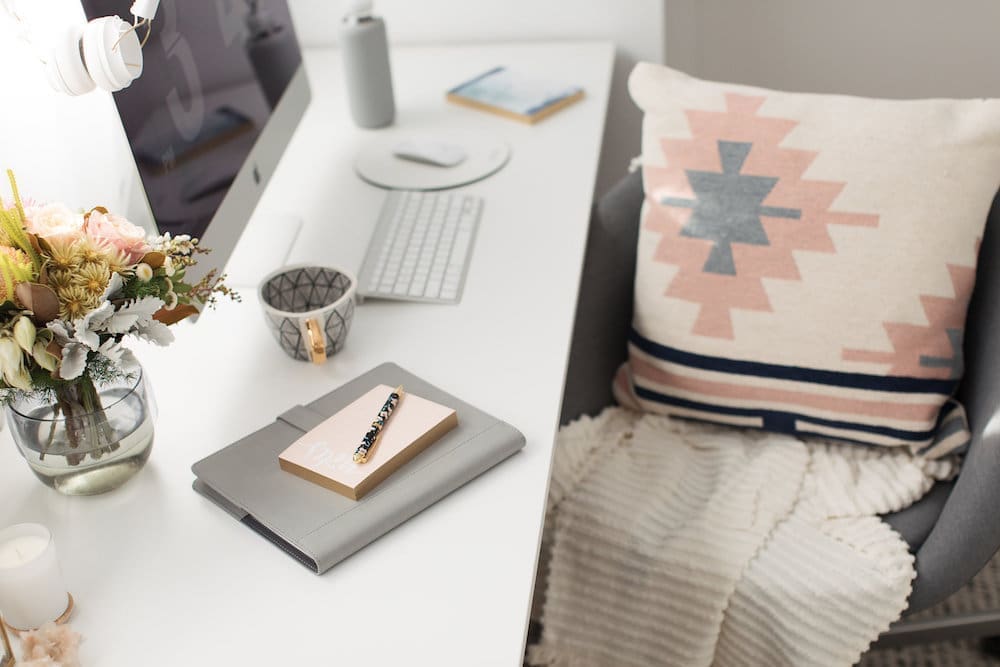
[0,337,30,390]
[22,203,84,243]
[117,348,139,371]
[73,301,114,350]
[46,310,112,380]
[135,263,153,283]
[46,320,86,380]
[96,338,130,366]
[136,318,174,346]
[58,342,87,380]
[32,341,58,372]
[46,320,71,340]
[106,296,163,334]
[163,256,175,277]
[13,317,35,353]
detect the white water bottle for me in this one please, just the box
[338,0,395,128]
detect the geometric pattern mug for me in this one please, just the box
[259,265,357,364]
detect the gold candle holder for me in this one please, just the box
[0,615,13,667]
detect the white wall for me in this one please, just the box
[664,0,1000,98]
[289,0,667,196]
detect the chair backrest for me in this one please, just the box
[900,188,1000,611]
[955,188,1000,436]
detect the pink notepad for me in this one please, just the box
[278,384,458,500]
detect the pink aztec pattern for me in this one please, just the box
[842,247,979,379]
[644,93,879,339]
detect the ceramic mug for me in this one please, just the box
[259,264,357,364]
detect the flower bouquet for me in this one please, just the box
[0,170,235,494]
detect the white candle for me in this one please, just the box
[0,536,48,567]
[0,524,69,631]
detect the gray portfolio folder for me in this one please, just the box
[191,362,526,573]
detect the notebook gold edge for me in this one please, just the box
[354,411,459,499]
[445,90,584,124]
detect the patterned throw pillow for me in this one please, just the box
[614,63,1000,456]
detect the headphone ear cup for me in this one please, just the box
[45,23,96,96]
[81,16,143,93]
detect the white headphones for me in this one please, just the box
[3,0,160,96]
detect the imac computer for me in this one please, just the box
[81,0,310,283]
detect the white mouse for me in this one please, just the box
[393,139,467,167]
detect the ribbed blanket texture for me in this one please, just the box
[529,408,954,667]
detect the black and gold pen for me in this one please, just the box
[354,385,404,463]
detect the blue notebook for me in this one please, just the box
[447,66,584,124]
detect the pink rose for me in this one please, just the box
[85,210,150,264]
[23,203,84,244]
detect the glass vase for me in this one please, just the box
[5,369,156,496]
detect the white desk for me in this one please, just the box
[0,41,613,666]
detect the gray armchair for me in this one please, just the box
[559,169,1000,646]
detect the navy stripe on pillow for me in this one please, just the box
[630,328,958,396]
[633,385,938,443]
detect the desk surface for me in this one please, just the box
[0,41,614,666]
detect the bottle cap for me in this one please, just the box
[343,0,374,18]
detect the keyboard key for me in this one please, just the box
[360,191,483,303]
[424,280,442,297]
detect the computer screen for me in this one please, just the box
[82,0,309,279]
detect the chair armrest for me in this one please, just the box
[560,170,644,425]
[906,418,1000,612]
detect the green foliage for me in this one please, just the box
[0,353,136,406]
[120,276,166,301]
[2,171,42,273]
[85,353,135,387]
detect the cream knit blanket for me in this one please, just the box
[529,408,954,667]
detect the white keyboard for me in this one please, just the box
[357,190,483,303]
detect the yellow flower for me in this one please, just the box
[0,246,33,302]
[76,236,109,265]
[103,246,131,276]
[0,246,30,266]
[45,268,73,292]
[58,286,97,321]
[44,236,83,272]
[72,260,110,297]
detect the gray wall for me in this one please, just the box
[665,0,1000,98]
